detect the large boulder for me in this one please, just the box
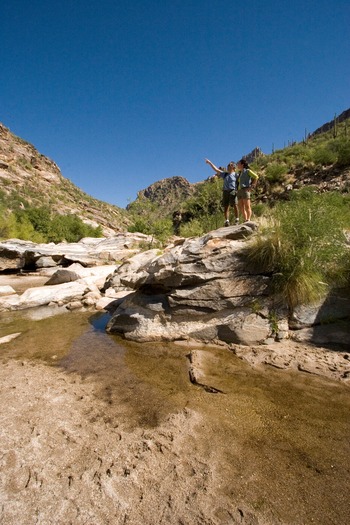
[103,249,161,292]
[45,263,116,286]
[106,224,273,343]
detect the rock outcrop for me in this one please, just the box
[1,225,349,351]
[0,233,155,314]
[0,233,154,271]
[131,176,195,212]
[106,224,350,349]
[106,223,276,343]
[0,263,122,313]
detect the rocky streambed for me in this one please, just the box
[1,228,350,524]
[0,307,350,525]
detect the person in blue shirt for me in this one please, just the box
[236,158,259,222]
[205,158,239,226]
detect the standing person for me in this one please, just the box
[236,158,258,222]
[172,210,182,235]
[205,158,239,227]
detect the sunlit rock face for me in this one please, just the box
[106,224,350,348]
[0,233,154,271]
[106,223,273,344]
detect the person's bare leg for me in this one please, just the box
[240,199,249,221]
[224,205,230,221]
[246,199,252,221]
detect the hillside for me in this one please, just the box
[128,110,350,226]
[1,109,349,243]
[0,124,129,236]
[253,110,350,202]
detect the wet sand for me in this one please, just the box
[0,273,49,294]
[0,311,350,524]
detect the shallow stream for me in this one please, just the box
[1,309,350,523]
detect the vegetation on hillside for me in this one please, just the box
[128,117,350,237]
[0,123,129,235]
[127,196,173,247]
[127,114,350,306]
[0,199,103,243]
[252,117,350,187]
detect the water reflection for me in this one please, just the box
[89,311,112,332]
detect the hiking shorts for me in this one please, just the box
[237,188,251,200]
[223,190,237,207]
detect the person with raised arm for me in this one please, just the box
[205,158,239,226]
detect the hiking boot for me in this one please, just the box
[224,220,230,227]
[235,218,239,224]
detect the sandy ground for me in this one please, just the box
[1,339,350,525]
[0,273,49,295]
[1,274,350,524]
[0,359,214,525]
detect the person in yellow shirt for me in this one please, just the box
[236,158,258,222]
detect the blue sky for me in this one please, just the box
[1,0,349,208]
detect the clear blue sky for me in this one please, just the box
[1,0,349,208]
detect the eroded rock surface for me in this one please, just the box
[0,233,153,271]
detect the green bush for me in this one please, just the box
[179,218,206,238]
[128,215,172,245]
[47,214,101,243]
[244,191,350,307]
[334,139,350,167]
[184,179,222,219]
[128,219,148,235]
[24,207,51,236]
[312,145,337,166]
[251,202,267,218]
[265,164,288,184]
[0,207,102,243]
[0,211,46,242]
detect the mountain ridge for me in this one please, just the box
[1,108,349,239]
[0,123,129,236]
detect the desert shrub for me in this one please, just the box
[0,206,102,243]
[149,218,173,244]
[244,190,349,307]
[251,202,267,218]
[25,207,51,236]
[334,138,350,167]
[312,145,337,166]
[128,196,173,244]
[265,164,288,184]
[128,219,149,235]
[179,218,205,237]
[0,211,46,242]
[184,179,222,219]
[128,216,172,245]
[47,214,102,243]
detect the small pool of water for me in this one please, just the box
[89,311,112,332]
[1,310,349,523]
